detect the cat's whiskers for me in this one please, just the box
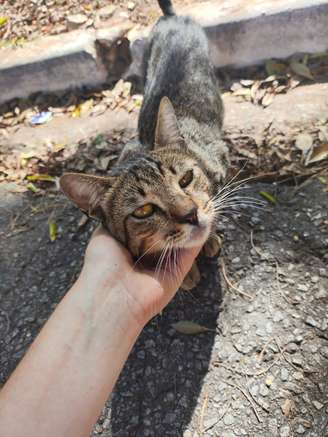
[133,238,163,270]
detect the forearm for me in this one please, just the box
[0,271,144,437]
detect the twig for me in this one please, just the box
[214,354,281,377]
[258,336,274,362]
[275,261,295,305]
[223,380,262,423]
[250,230,266,259]
[198,391,209,434]
[204,401,232,432]
[275,338,300,371]
[221,259,254,300]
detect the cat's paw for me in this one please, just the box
[202,234,222,258]
[181,261,201,291]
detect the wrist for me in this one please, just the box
[75,267,149,332]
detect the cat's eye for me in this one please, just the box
[132,203,154,219]
[179,170,193,188]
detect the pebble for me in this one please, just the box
[286,343,299,354]
[281,368,289,381]
[291,354,303,367]
[319,346,328,359]
[259,384,269,397]
[297,284,309,292]
[312,400,324,410]
[293,371,304,381]
[280,424,291,437]
[223,413,235,426]
[203,417,218,430]
[295,424,306,434]
[305,316,319,328]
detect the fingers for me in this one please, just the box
[159,245,202,294]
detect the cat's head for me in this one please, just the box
[60,98,218,263]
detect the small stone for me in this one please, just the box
[313,400,324,410]
[265,375,274,386]
[295,424,306,434]
[66,14,88,30]
[293,371,304,381]
[232,257,240,264]
[273,311,284,322]
[286,343,299,353]
[204,417,218,430]
[305,316,319,328]
[223,413,235,426]
[280,424,291,437]
[260,384,269,397]
[320,319,328,331]
[281,368,289,381]
[297,284,308,292]
[291,354,303,367]
[319,346,328,359]
[311,275,319,283]
[127,1,136,10]
[97,5,116,19]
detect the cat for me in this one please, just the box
[60,0,229,289]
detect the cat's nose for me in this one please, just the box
[178,207,199,226]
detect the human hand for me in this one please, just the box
[81,226,201,326]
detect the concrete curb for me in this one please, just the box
[1,0,328,105]
[0,23,132,105]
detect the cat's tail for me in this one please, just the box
[158,0,175,16]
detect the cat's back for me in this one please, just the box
[139,14,223,147]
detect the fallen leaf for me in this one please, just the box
[305,142,328,165]
[259,191,277,204]
[0,16,8,27]
[265,60,287,76]
[281,399,295,418]
[290,60,314,80]
[171,321,214,335]
[71,105,82,118]
[49,221,57,242]
[27,174,55,182]
[240,79,254,86]
[261,92,275,107]
[26,182,39,193]
[295,133,313,156]
[233,88,252,97]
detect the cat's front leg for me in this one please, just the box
[181,261,201,291]
[202,233,222,258]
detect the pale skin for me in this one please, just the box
[0,226,200,437]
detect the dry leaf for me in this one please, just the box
[305,142,328,165]
[171,321,214,335]
[261,92,275,107]
[295,133,313,155]
[26,182,39,193]
[259,191,277,204]
[27,174,55,182]
[233,88,251,97]
[49,221,57,242]
[290,60,314,80]
[240,79,254,87]
[265,60,287,76]
[281,399,295,418]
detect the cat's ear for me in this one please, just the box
[155,97,182,148]
[60,173,112,220]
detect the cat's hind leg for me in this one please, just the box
[181,261,201,291]
[202,233,222,258]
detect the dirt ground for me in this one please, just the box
[1,88,328,437]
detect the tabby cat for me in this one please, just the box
[60,0,229,289]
